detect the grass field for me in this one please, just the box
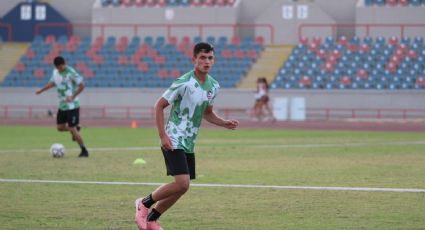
[0,125,424,229]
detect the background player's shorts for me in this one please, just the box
[57,108,80,127]
[161,147,196,180]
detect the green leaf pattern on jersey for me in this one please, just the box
[49,66,83,111]
[163,71,220,153]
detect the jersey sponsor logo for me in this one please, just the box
[207,91,213,103]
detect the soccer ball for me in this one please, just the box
[50,143,65,158]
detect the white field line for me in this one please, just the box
[0,178,424,193]
[1,140,425,154]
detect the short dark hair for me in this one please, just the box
[193,42,214,57]
[53,56,66,66]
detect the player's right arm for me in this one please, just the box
[155,97,173,150]
[35,82,55,95]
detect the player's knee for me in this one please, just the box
[175,180,190,194]
[57,126,66,131]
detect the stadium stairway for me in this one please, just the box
[0,42,30,82]
[237,44,294,89]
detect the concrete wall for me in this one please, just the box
[315,0,358,37]
[254,0,336,44]
[0,0,96,37]
[91,1,238,40]
[1,88,424,110]
[356,2,425,38]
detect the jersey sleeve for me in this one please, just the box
[209,84,220,106]
[69,67,84,85]
[162,79,186,104]
[49,70,55,84]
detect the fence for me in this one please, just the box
[307,108,425,121]
[2,105,425,121]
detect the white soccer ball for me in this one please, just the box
[50,143,65,158]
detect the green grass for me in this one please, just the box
[0,126,424,229]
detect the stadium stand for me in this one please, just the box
[365,0,425,6]
[100,0,237,7]
[0,35,263,88]
[271,36,425,90]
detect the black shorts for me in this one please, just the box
[161,147,196,180]
[56,108,80,127]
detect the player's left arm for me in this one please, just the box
[204,106,239,130]
[68,70,85,102]
[70,82,85,101]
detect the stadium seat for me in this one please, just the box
[272,36,425,90]
[1,35,262,88]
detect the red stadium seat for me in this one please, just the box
[192,0,203,6]
[15,62,25,72]
[221,49,232,58]
[34,68,45,78]
[204,0,215,6]
[154,56,166,64]
[69,35,80,44]
[234,50,245,59]
[84,69,94,78]
[45,35,56,44]
[357,69,369,79]
[216,0,226,6]
[158,0,167,7]
[347,44,357,52]
[300,36,308,46]
[359,44,369,53]
[416,77,425,86]
[158,69,168,78]
[399,0,409,6]
[324,62,334,73]
[338,36,348,46]
[340,76,352,85]
[168,36,177,45]
[312,36,322,45]
[255,36,264,45]
[231,36,241,45]
[25,49,35,59]
[181,36,191,45]
[317,49,326,58]
[75,62,87,71]
[407,50,417,59]
[386,0,398,6]
[137,62,149,72]
[170,69,181,78]
[135,0,146,6]
[299,76,312,86]
[227,0,236,6]
[246,49,258,59]
[146,0,157,7]
[122,0,134,6]
[118,55,129,65]
[389,36,398,46]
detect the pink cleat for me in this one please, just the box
[134,198,149,230]
[147,221,164,230]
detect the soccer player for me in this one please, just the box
[36,56,89,157]
[134,42,239,230]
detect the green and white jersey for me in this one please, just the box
[162,70,220,153]
[49,66,83,111]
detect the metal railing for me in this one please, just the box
[2,105,425,121]
[34,22,275,44]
